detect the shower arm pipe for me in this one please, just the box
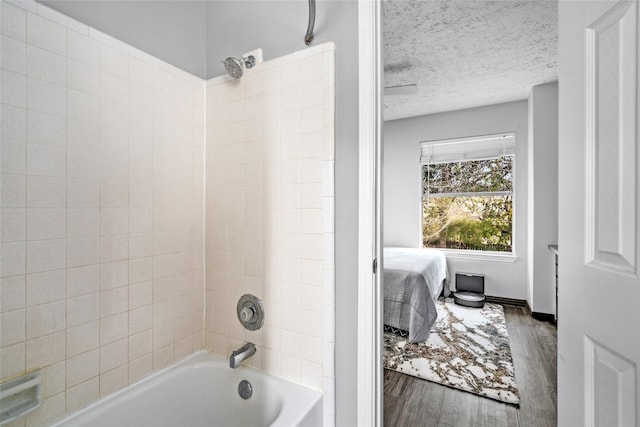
[305,0,315,46]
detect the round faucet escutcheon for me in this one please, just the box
[236,294,264,330]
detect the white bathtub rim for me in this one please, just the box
[51,351,208,427]
[52,350,322,427]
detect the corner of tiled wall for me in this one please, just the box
[0,0,206,425]
[204,42,336,425]
[1,0,337,425]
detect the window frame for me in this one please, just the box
[419,133,517,257]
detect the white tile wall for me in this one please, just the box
[204,43,336,423]
[0,1,205,425]
[1,2,336,426]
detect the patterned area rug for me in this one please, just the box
[384,299,520,405]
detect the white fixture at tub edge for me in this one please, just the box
[0,370,43,425]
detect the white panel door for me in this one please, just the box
[559,0,640,425]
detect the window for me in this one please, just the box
[421,134,515,253]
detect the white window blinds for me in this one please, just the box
[420,133,515,165]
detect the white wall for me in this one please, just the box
[527,82,558,314]
[204,43,336,421]
[383,101,529,300]
[0,2,205,425]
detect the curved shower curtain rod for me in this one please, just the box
[305,0,315,45]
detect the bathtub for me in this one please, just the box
[52,351,322,427]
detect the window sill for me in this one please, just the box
[439,249,518,263]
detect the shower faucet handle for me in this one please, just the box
[239,306,256,322]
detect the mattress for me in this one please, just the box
[383,247,448,343]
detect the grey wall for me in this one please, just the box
[527,83,558,314]
[383,101,530,301]
[39,0,352,81]
[39,0,208,77]
[207,1,310,78]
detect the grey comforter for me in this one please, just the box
[383,247,448,343]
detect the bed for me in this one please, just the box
[383,247,449,343]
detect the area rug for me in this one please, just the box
[383,299,520,405]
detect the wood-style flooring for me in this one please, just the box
[384,305,557,427]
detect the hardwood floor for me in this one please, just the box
[384,305,557,427]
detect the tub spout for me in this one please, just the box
[229,342,256,369]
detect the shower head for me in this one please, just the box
[223,55,256,79]
[223,57,244,79]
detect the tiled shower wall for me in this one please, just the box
[204,44,336,422]
[0,1,205,425]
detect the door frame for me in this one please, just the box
[357,0,383,425]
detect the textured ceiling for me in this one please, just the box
[383,0,558,121]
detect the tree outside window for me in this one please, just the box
[422,152,513,252]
